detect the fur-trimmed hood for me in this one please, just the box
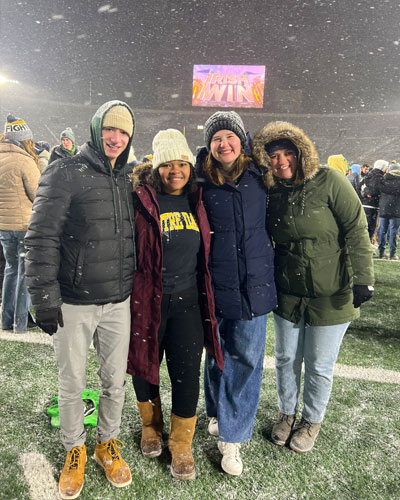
[130,161,155,190]
[252,121,319,188]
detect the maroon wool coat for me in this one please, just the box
[126,182,224,385]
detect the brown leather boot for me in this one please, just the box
[93,439,131,488]
[59,444,86,499]
[168,414,197,480]
[136,397,163,458]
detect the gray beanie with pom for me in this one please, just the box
[4,114,33,142]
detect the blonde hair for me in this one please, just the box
[0,134,40,170]
[202,149,252,186]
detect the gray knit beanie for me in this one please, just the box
[4,114,33,142]
[60,127,76,144]
[204,111,246,151]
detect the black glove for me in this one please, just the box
[35,307,64,335]
[352,285,374,308]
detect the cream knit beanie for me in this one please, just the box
[152,129,195,169]
[103,105,134,137]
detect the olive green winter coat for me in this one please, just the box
[252,121,374,326]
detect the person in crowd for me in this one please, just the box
[0,114,40,333]
[195,111,277,476]
[127,129,223,480]
[48,127,79,164]
[0,246,4,305]
[377,163,400,260]
[34,140,51,172]
[359,159,388,243]
[361,163,370,178]
[327,154,347,175]
[252,121,374,454]
[347,163,361,197]
[25,101,135,499]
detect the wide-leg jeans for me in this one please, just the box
[204,314,268,443]
[274,314,350,424]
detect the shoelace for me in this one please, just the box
[299,419,313,435]
[278,414,293,424]
[67,447,83,470]
[107,438,125,461]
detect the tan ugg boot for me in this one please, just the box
[168,414,197,480]
[136,396,163,458]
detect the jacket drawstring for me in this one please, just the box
[108,163,120,234]
[124,174,134,235]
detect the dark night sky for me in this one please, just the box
[2,0,400,114]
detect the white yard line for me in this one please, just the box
[1,329,399,384]
[263,356,400,384]
[0,329,52,345]
[19,452,61,500]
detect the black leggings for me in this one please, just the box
[132,286,204,418]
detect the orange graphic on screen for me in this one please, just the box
[192,65,265,109]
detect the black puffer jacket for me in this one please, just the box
[48,144,79,164]
[379,169,400,218]
[359,168,384,208]
[25,101,135,311]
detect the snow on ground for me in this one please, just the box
[19,452,61,500]
[1,329,399,384]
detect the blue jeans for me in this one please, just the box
[0,231,31,332]
[378,217,400,257]
[274,314,350,423]
[204,314,267,443]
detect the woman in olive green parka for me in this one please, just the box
[252,121,374,454]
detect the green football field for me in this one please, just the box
[0,260,399,500]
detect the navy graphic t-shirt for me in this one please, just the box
[156,192,201,293]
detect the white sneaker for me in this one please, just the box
[208,417,219,436]
[217,441,243,476]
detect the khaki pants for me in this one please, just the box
[53,297,131,451]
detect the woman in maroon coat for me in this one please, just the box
[127,129,223,481]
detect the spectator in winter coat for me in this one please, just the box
[377,164,400,259]
[359,159,388,242]
[25,101,136,499]
[327,154,347,175]
[0,114,40,333]
[347,163,361,197]
[34,140,51,172]
[252,121,374,454]
[195,111,277,476]
[361,163,370,177]
[127,129,223,480]
[48,127,79,164]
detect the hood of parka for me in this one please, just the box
[89,100,135,172]
[252,121,320,188]
[131,161,155,190]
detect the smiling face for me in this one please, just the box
[158,160,192,195]
[101,127,129,167]
[210,129,242,171]
[61,137,73,151]
[269,148,298,179]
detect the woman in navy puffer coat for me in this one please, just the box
[196,111,277,476]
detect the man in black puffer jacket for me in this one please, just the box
[359,159,388,242]
[377,164,400,259]
[25,100,136,499]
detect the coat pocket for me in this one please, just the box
[309,248,350,296]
